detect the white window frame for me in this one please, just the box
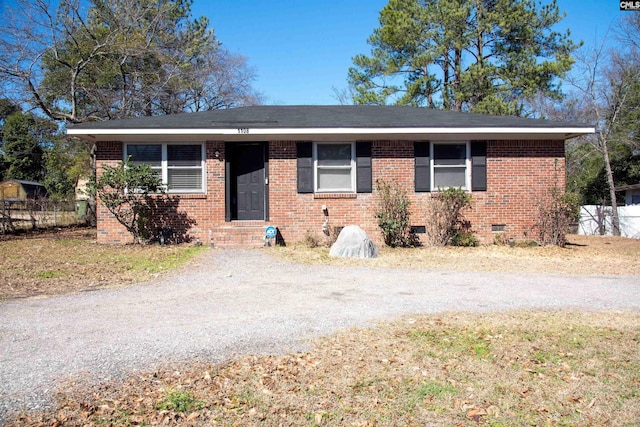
[430,141,471,191]
[124,143,206,194]
[313,142,356,193]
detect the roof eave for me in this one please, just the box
[67,126,595,142]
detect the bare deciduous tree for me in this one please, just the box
[564,31,639,236]
[0,0,262,225]
[0,0,262,124]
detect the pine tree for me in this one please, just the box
[348,0,578,116]
[1,112,50,182]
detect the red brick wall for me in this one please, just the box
[95,139,565,245]
[95,141,226,244]
[472,140,565,241]
[95,141,129,243]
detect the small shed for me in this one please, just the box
[0,179,48,202]
[616,183,640,206]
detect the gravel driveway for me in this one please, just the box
[1,248,639,422]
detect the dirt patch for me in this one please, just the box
[0,227,206,300]
[8,310,640,426]
[275,234,640,276]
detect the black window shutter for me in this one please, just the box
[297,142,313,193]
[471,141,487,192]
[414,141,430,192]
[356,141,372,193]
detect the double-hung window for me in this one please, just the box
[431,142,470,190]
[167,145,203,191]
[314,142,355,192]
[125,143,205,193]
[127,144,162,180]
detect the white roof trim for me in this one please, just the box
[68,126,595,136]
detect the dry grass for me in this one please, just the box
[1,231,637,301]
[9,310,640,426]
[274,234,640,276]
[3,230,639,425]
[0,227,206,300]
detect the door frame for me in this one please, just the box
[225,142,269,222]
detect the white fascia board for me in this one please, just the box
[67,126,595,136]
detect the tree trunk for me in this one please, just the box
[443,55,450,110]
[602,139,621,236]
[454,47,462,112]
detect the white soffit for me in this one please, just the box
[68,126,595,142]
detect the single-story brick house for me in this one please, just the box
[67,105,594,246]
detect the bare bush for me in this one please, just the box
[374,180,417,247]
[536,189,580,247]
[304,230,321,248]
[424,188,476,246]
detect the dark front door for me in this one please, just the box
[230,143,266,220]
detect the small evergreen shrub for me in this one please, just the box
[452,231,479,247]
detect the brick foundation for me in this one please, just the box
[95,139,565,246]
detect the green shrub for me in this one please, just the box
[88,158,164,244]
[452,231,479,247]
[374,180,418,247]
[516,240,539,248]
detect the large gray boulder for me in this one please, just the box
[329,225,378,259]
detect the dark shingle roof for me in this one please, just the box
[0,179,47,199]
[616,183,640,191]
[10,179,46,187]
[69,105,590,130]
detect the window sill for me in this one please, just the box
[430,188,470,193]
[166,193,207,199]
[313,193,357,199]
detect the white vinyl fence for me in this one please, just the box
[578,205,640,238]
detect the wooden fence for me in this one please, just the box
[0,199,87,234]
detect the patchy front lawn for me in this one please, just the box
[1,230,638,300]
[8,311,640,426]
[0,227,206,300]
[275,234,640,276]
[2,229,639,426]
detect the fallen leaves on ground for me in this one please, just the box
[275,234,640,276]
[0,227,205,300]
[7,310,640,426]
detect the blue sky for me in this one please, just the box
[194,0,625,105]
[0,0,626,105]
